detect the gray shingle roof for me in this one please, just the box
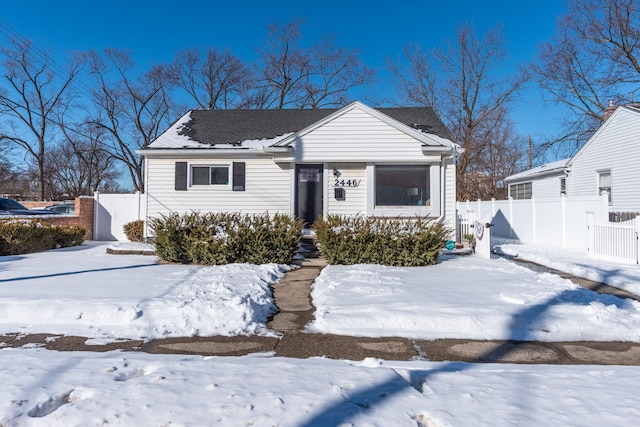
[175,106,452,146]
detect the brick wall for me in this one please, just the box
[20,196,94,240]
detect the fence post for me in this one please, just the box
[508,196,514,239]
[93,191,100,242]
[601,191,609,219]
[531,196,536,244]
[586,211,594,255]
[636,218,640,264]
[561,194,566,249]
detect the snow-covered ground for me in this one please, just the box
[307,253,640,341]
[496,240,640,295]
[1,241,640,425]
[0,242,286,340]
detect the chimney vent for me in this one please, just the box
[603,100,616,121]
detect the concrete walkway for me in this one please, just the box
[3,255,640,365]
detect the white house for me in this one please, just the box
[139,101,460,234]
[504,105,640,214]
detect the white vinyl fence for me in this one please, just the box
[457,193,639,264]
[587,213,640,264]
[94,192,147,241]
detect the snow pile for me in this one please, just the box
[307,254,640,341]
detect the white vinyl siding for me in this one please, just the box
[569,108,640,211]
[290,108,429,162]
[442,157,456,235]
[146,156,291,220]
[533,176,564,198]
[327,163,367,215]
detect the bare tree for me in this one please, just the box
[533,0,640,151]
[45,119,121,198]
[168,47,252,109]
[0,38,81,200]
[251,19,374,109]
[300,36,374,108]
[390,23,528,200]
[87,49,174,192]
[0,153,31,198]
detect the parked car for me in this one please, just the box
[44,203,75,214]
[0,198,60,216]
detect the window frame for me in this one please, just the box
[597,169,612,203]
[509,182,532,200]
[189,163,231,188]
[369,164,434,216]
[559,176,567,196]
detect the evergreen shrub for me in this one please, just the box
[123,220,144,242]
[313,215,450,266]
[0,219,85,255]
[150,212,303,265]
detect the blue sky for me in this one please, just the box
[2,0,569,152]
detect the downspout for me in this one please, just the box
[435,143,459,224]
[143,154,149,240]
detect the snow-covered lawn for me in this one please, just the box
[0,242,287,340]
[2,241,640,425]
[496,241,640,295]
[308,254,640,341]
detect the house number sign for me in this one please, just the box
[334,178,361,187]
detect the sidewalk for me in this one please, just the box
[3,256,640,365]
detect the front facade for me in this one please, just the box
[504,105,640,213]
[140,101,459,235]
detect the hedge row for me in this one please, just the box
[0,219,85,255]
[150,212,303,265]
[313,215,450,266]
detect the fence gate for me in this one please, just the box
[587,214,639,264]
[94,192,146,241]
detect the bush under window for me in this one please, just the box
[313,215,450,266]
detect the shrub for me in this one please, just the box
[0,219,85,255]
[313,215,450,266]
[149,212,303,265]
[123,220,145,242]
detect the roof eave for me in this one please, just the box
[504,167,569,183]
[138,148,269,157]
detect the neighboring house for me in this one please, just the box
[504,158,570,200]
[504,105,640,213]
[139,101,460,235]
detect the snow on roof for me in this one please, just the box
[147,111,209,149]
[209,132,294,149]
[504,158,570,182]
[417,130,455,147]
[148,112,294,150]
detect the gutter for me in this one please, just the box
[137,148,272,157]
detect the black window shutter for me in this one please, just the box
[233,162,245,191]
[175,162,187,191]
